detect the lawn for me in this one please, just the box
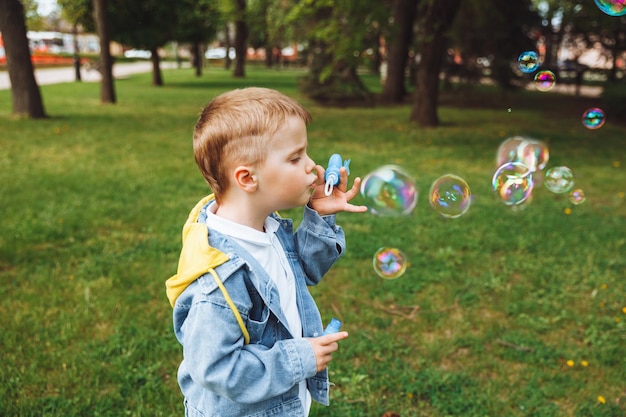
[0,66,624,417]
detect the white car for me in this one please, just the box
[124,49,151,59]
[205,47,235,59]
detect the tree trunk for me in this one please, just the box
[380,0,418,104]
[192,41,202,77]
[410,0,461,127]
[150,47,163,86]
[93,0,116,104]
[72,23,82,82]
[0,0,47,118]
[224,23,232,70]
[233,0,247,78]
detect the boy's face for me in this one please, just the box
[255,116,317,211]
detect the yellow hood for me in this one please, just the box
[165,195,230,307]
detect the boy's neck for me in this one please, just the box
[214,199,270,232]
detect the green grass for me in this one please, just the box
[1,67,624,417]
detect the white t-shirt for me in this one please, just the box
[205,203,312,415]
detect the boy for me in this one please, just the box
[166,87,367,416]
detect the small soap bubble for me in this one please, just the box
[372,247,407,279]
[534,70,556,92]
[582,108,606,130]
[544,166,575,194]
[492,162,534,205]
[496,137,549,172]
[518,51,539,73]
[429,174,471,218]
[569,189,586,205]
[594,0,626,16]
[361,165,418,216]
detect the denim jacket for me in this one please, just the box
[166,195,346,417]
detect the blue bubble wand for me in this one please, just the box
[323,318,343,335]
[324,154,351,196]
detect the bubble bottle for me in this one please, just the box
[324,154,351,196]
[323,318,343,335]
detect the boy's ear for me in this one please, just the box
[233,165,258,192]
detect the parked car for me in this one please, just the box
[205,47,235,60]
[124,49,151,59]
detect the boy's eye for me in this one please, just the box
[291,156,301,163]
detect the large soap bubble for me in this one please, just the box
[544,166,575,194]
[372,247,408,279]
[429,174,472,218]
[492,162,534,205]
[360,165,418,216]
[594,0,626,16]
[496,136,549,172]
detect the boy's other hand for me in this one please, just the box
[307,331,349,372]
[310,166,368,216]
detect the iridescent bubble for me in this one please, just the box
[516,139,549,172]
[518,51,539,73]
[496,137,549,173]
[360,165,418,216]
[534,70,556,92]
[372,247,407,279]
[429,174,471,218]
[594,0,626,16]
[492,162,534,205]
[569,189,586,205]
[496,136,525,167]
[544,166,575,194]
[582,108,606,130]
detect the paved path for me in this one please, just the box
[0,61,180,90]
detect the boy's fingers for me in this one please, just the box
[320,331,349,344]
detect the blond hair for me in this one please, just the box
[193,87,312,203]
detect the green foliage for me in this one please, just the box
[286,0,387,102]
[108,0,179,49]
[0,68,625,416]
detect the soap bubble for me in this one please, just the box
[518,51,539,73]
[372,247,407,279]
[544,166,575,194]
[496,137,549,173]
[492,162,534,205]
[569,189,586,205]
[429,174,472,218]
[360,165,418,216]
[518,139,549,172]
[594,0,626,16]
[534,70,556,92]
[582,107,606,130]
[496,136,525,167]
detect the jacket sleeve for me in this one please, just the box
[294,204,346,286]
[176,276,318,404]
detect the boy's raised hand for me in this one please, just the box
[310,165,368,216]
[307,331,349,372]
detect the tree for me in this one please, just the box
[410,0,462,127]
[92,0,116,103]
[174,0,221,77]
[287,0,388,104]
[109,0,178,86]
[57,0,93,82]
[379,0,419,104]
[449,0,538,90]
[233,0,247,77]
[0,0,47,118]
